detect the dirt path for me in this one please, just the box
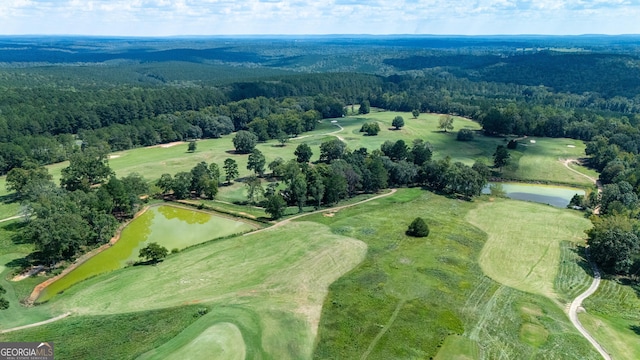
[561,159,610,359]
[0,215,24,223]
[562,158,602,215]
[568,261,612,360]
[360,299,406,360]
[290,122,345,142]
[0,312,72,334]
[244,188,397,237]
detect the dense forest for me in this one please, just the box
[2,35,640,276]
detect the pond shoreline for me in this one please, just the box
[26,203,260,305]
[25,205,152,305]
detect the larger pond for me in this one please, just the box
[37,205,256,302]
[483,183,585,208]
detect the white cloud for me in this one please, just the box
[0,0,639,35]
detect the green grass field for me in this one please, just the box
[580,279,640,359]
[466,199,592,301]
[309,189,598,359]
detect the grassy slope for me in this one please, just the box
[3,221,365,359]
[310,189,598,359]
[466,199,592,300]
[580,279,640,359]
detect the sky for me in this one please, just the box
[1,0,639,36]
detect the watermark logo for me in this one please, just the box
[0,342,54,360]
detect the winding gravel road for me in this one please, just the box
[568,261,611,360]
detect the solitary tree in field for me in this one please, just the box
[139,242,169,264]
[232,130,258,154]
[359,100,371,114]
[188,140,197,153]
[493,145,510,171]
[406,217,430,237]
[412,109,420,119]
[438,115,454,132]
[223,158,239,185]
[360,122,380,136]
[392,116,405,130]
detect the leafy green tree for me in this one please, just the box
[457,129,474,141]
[493,145,510,171]
[247,148,266,176]
[209,162,221,181]
[156,173,174,194]
[438,115,454,132]
[245,175,263,204]
[277,132,290,147]
[323,172,348,204]
[294,143,313,163]
[232,130,258,154]
[306,168,325,207]
[269,157,285,178]
[0,285,8,310]
[587,216,640,274]
[319,138,346,163]
[26,212,92,266]
[444,162,487,197]
[290,173,307,212]
[410,139,432,166]
[265,193,287,220]
[412,109,420,119]
[188,140,197,153]
[171,172,192,199]
[360,122,380,136]
[358,100,371,114]
[190,162,214,198]
[392,116,405,130]
[223,158,239,185]
[406,217,429,237]
[139,242,169,264]
[60,148,114,192]
[6,162,53,198]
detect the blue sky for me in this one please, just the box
[1,0,639,36]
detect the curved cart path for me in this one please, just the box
[561,158,610,359]
[568,262,611,360]
[0,312,72,334]
[245,188,397,236]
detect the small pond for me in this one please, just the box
[483,182,585,208]
[37,205,256,302]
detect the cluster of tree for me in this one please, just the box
[360,122,380,136]
[261,138,489,219]
[3,66,640,178]
[0,285,8,310]
[156,161,220,200]
[12,149,149,266]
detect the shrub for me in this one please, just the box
[406,217,430,237]
[457,129,474,141]
[507,139,518,149]
[360,122,380,136]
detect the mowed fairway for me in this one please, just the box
[466,199,592,300]
[34,221,366,359]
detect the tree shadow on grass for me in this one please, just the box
[630,325,640,335]
[571,245,595,277]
